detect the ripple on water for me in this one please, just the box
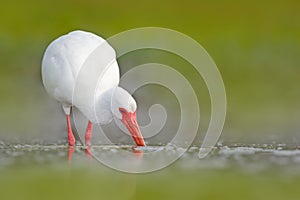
[0,144,299,173]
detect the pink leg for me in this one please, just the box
[66,115,76,146]
[85,121,93,146]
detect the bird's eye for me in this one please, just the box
[119,108,126,114]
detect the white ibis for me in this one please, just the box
[41,30,145,146]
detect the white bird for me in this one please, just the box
[41,30,145,146]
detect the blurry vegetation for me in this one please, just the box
[0,0,300,199]
[1,0,299,143]
[0,164,299,200]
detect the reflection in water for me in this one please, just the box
[132,147,143,157]
[67,145,144,163]
[84,145,92,159]
[68,146,74,163]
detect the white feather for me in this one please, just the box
[42,30,131,124]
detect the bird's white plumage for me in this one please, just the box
[42,30,135,124]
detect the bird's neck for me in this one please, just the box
[93,86,118,124]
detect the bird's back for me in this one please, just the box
[41,30,119,105]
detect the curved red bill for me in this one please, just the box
[121,111,146,146]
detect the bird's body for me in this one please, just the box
[42,30,119,123]
[41,30,145,146]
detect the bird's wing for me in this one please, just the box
[42,30,107,104]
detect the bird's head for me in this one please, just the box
[111,87,145,146]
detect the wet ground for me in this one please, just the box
[1,143,300,172]
[1,143,300,200]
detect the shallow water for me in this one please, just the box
[1,143,300,173]
[1,143,300,200]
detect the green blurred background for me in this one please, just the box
[0,0,300,199]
